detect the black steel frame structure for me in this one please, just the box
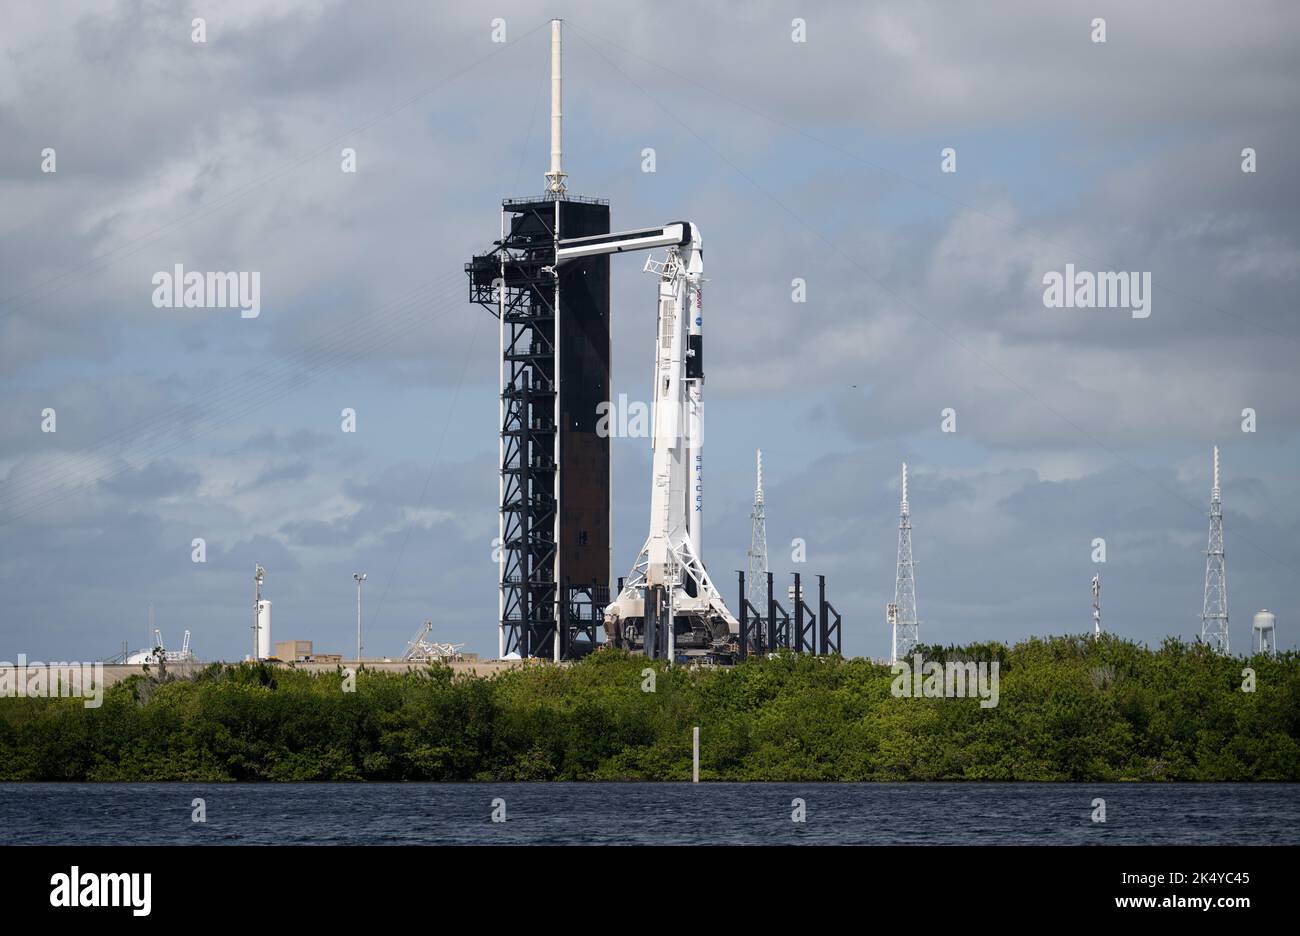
[737,570,842,659]
[817,574,843,655]
[468,193,611,660]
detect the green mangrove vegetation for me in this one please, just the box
[1,635,1296,781]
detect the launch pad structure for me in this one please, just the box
[465,20,617,662]
[467,20,842,663]
[465,190,612,662]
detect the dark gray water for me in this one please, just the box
[1,783,1296,845]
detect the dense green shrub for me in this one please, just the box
[1,636,1295,781]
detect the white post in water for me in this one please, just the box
[544,19,566,195]
[692,726,700,783]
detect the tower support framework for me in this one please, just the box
[467,193,611,660]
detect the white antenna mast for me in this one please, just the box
[253,565,265,659]
[544,19,567,195]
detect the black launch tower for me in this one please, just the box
[467,193,611,660]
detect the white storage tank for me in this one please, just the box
[1252,609,1277,656]
[257,599,273,660]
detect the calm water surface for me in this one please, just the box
[1,782,1296,845]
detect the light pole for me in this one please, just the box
[253,565,265,660]
[353,572,366,663]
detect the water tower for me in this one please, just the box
[1252,610,1277,657]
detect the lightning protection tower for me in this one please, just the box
[466,20,610,662]
[746,450,768,610]
[891,462,920,664]
[1201,446,1229,654]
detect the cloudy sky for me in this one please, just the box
[1,0,1297,662]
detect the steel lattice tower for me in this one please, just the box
[746,449,768,609]
[1201,446,1229,654]
[891,462,920,664]
[465,22,613,661]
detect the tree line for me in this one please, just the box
[1,635,1296,781]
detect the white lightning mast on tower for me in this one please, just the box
[891,462,920,664]
[543,19,566,195]
[747,450,768,608]
[1201,446,1229,653]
